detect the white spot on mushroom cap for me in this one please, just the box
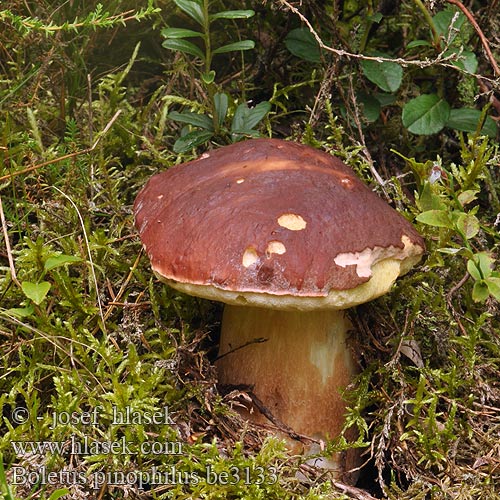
[200,152,210,159]
[266,240,286,256]
[333,235,419,278]
[278,213,307,231]
[242,247,259,268]
[334,248,375,278]
[236,178,245,184]
[341,177,354,189]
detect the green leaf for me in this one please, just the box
[243,101,271,130]
[433,8,466,40]
[416,209,453,228]
[368,12,383,23]
[284,27,321,63]
[446,108,497,138]
[475,252,494,278]
[407,40,432,49]
[456,213,479,240]
[418,182,447,211]
[482,118,497,138]
[231,101,271,134]
[468,253,494,281]
[201,70,216,84]
[457,189,478,206]
[169,111,214,130]
[21,281,51,305]
[358,92,381,122]
[459,51,478,73]
[47,489,70,500]
[402,94,450,135]
[212,40,255,55]
[443,48,478,73]
[437,247,463,255]
[173,129,214,153]
[467,258,482,281]
[485,277,500,301]
[162,39,204,59]
[472,280,489,302]
[44,254,82,271]
[214,92,229,127]
[360,54,403,92]
[375,93,397,106]
[210,10,255,21]
[161,27,203,39]
[2,305,35,318]
[174,0,204,26]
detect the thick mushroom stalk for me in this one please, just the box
[217,306,357,474]
[134,138,425,481]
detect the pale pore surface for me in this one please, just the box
[156,253,422,311]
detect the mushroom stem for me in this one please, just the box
[216,305,359,475]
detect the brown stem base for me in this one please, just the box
[216,305,360,480]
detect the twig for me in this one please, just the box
[245,388,315,443]
[214,337,268,361]
[87,73,95,199]
[446,272,471,337]
[275,0,440,66]
[297,463,378,499]
[445,0,500,77]
[0,195,21,287]
[51,186,107,335]
[308,63,337,128]
[222,384,316,443]
[0,109,122,183]
[346,76,389,193]
[277,0,499,83]
[331,480,379,500]
[94,250,144,332]
[106,301,150,307]
[446,271,470,303]
[2,315,105,389]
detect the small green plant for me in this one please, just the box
[0,455,16,500]
[466,252,500,303]
[0,453,69,500]
[399,372,459,469]
[363,4,496,136]
[161,0,270,152]
[395,133,500,303]
[283,3,497,138]
[0,2,159,36]
[14,239,82,310]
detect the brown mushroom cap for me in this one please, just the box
[134,138,424,310]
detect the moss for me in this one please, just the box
[1,1,499,498]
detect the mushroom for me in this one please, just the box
[134,138,425,479]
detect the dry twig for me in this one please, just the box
[0,194,21,288]
[277,0,499,85]
[445,0,500,77]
